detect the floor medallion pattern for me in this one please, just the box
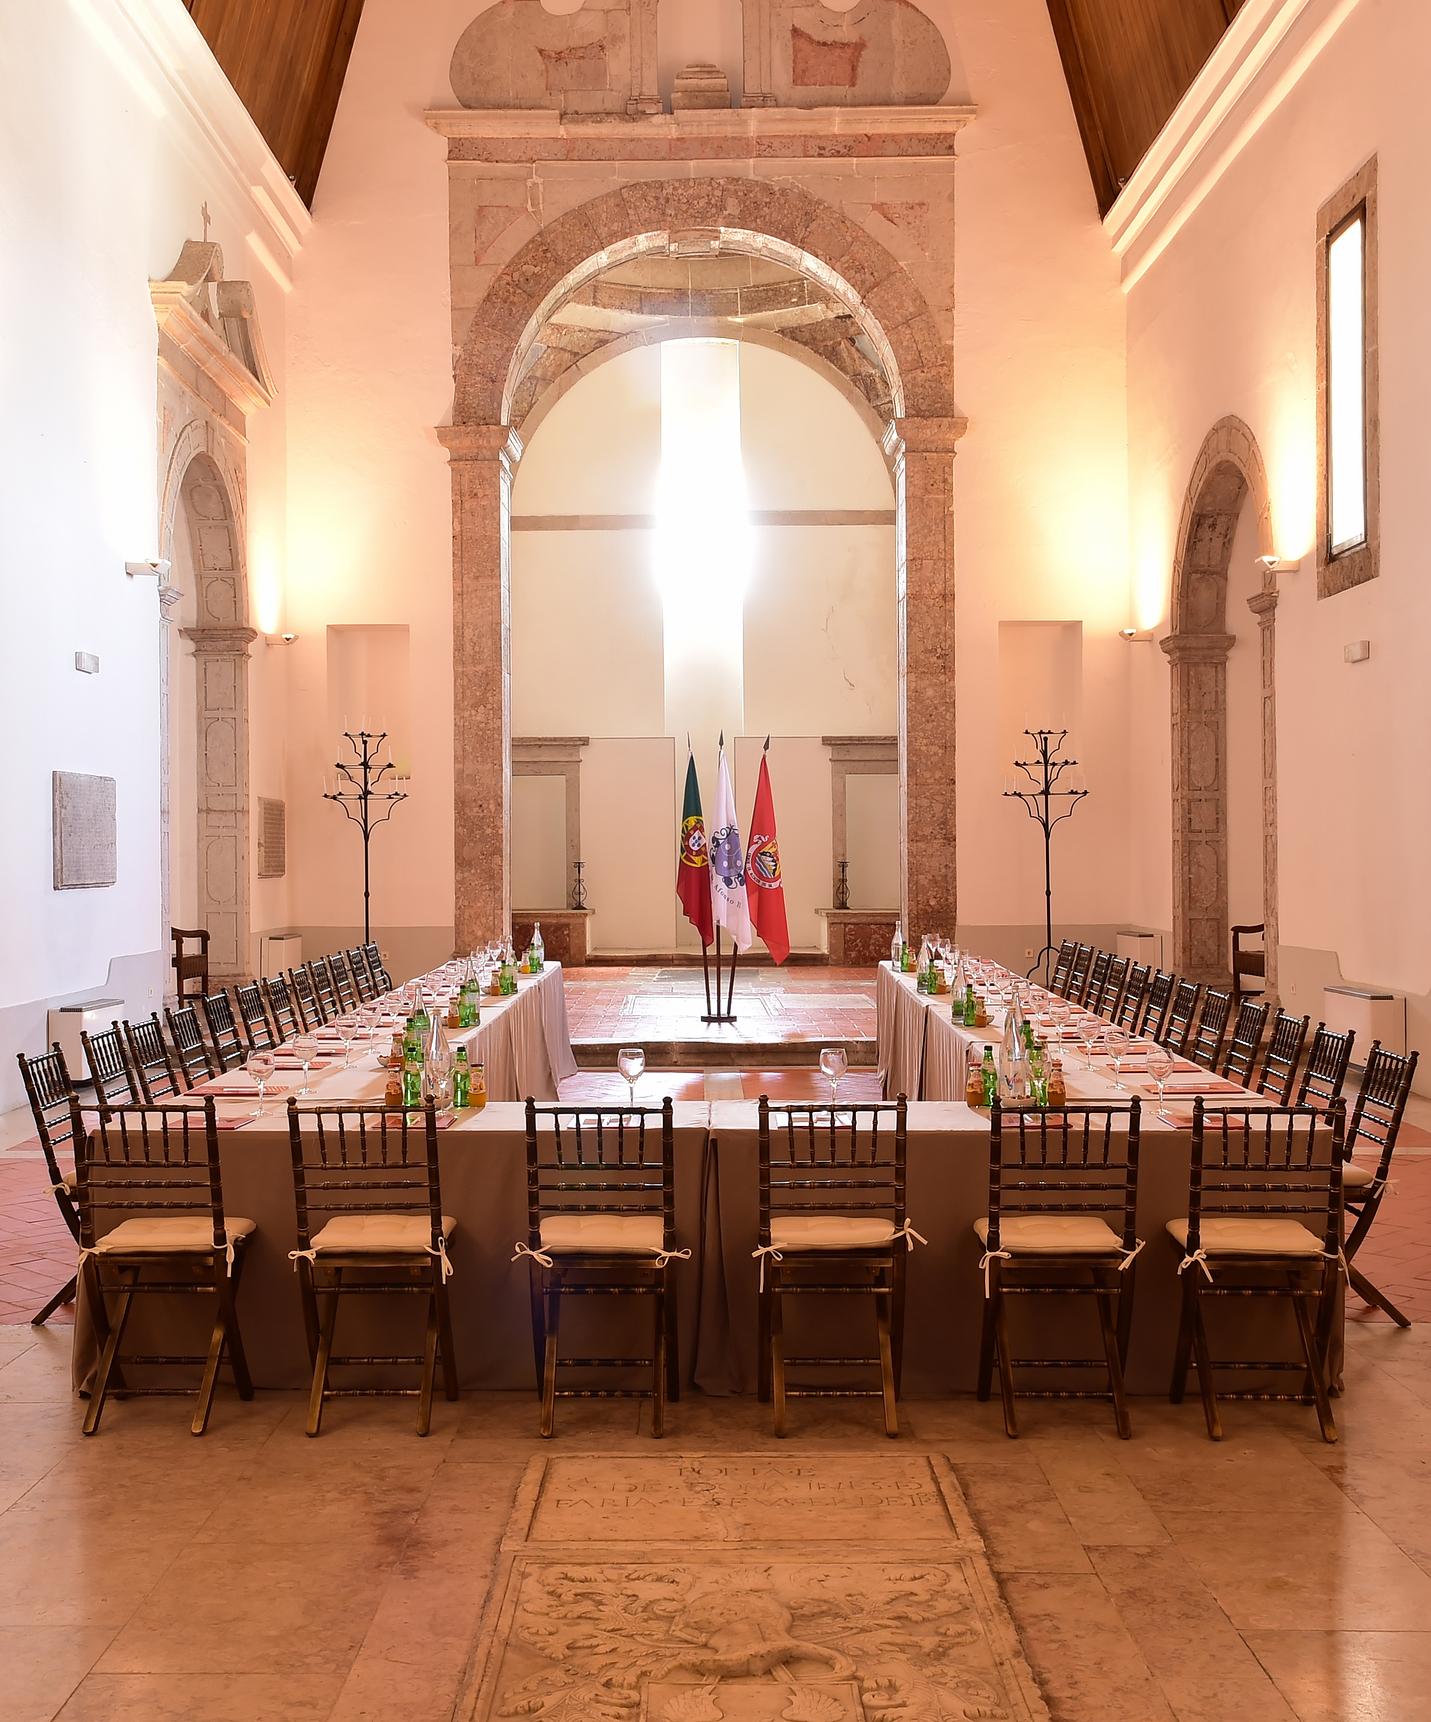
[458,1454,1048,1722]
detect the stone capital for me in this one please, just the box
[157,583,184,621]
[886,416,968,458]
[180,625,258,656]
[437,423,524,466]
[1160,630,1236,666]
[1247,590,1279,619]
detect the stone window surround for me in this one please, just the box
[512,736,588,910]
[823,735,898,909]
[1316,155,1379,601]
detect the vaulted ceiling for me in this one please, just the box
[184,0,1238,217]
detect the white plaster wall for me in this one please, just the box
[0,0,293,1104]
[1123,0,1431,1034]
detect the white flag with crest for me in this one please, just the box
[709,744,753,950]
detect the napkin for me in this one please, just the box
[272,1057,332,1071]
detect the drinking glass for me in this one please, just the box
[617,1047,645,1111]
[819,1046,848,1107]
[1147,1045,1175,1117]
[246,1049,275,1118]
[1079,1019,1101,1069]
[1107,1029,1129,1090]
[337,1015,358,1067]
[297,1039,316,1096]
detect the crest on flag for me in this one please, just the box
[680,817,708,868]
[709,823,746,889]
[747,834,781,889]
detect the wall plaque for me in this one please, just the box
[52,771,117,889]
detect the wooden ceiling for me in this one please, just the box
[183,0,366,207]
[1045,0,1244,215]
[183,0,1236,218]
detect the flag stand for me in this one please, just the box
[701,928,738,1024]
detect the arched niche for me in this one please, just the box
[1161,416,1280,993]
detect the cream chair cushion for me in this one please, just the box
[974,1214,1123,1254]
[1342,1162,1375,1190]
[540,1214,665,1254]
[309,1213,456,1253]
[769,1214,895,1251]
[1166,1217,1324,1256]
[62,1170,77,1192]
[93,1216,256,1254]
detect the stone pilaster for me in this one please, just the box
[437,423,522,950]
[1161,631,1236,984]
[158,582,182,1000]
[1248,588,1280,1002]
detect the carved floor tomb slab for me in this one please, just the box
[460,1453,1048,1721]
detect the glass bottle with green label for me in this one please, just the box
[452,1045,470,1108]
[963,980,978,1027]
[401,1021,423,1109]
[980,1045,998,1108]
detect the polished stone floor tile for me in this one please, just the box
[1243,1629,1431,1722]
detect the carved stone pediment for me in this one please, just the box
[150,240,276,415]
[451,0,659,114]
[742,0,951,108]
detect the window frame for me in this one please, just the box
[1316,157,1379,599]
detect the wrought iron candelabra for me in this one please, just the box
[1003,728,1087,985]
[570,859,588,910]
[323,730,407,946]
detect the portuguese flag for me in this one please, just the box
[676,748,714,947]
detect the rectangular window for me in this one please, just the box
[1326,212,1366,555]
[1316,158,1378,598]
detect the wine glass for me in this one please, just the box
[819,1046,848,1108]
[336,1014,358,1067]
[296,1038,316,1096]
[1147,1045,1175,1117]
[246,1048,275,1118]
[617,1047,645,1112]
[1107,1029,1129,1091]
[1079,1018,1101,1069]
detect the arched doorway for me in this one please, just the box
[1161,417,1280,992]
[436,173,966,948]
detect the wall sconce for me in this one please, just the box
[265,632,300,648]
[125,559,171,579]
[1258,555,1302,574]
[1118,627,1154,642]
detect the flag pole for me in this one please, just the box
[725,939,738,1018]
[700,935,713,1018]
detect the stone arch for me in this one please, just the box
[440,176,964,947]
[1161,416,1279,991]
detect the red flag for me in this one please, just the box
[745,743,789,964]
[676,748,714,947]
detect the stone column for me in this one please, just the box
[158,582,182,1001]
[1248,588,1280,1002]
[180,624,257,978]
[437,423,522,950]
[885,416,965,943]
[1161,631,1236,984]
[626,0,661,113]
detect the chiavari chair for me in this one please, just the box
[1256,1011,1311,1106]
[1231,923,1266,1003]
[165,1003,217,1087]
[262,973,302,1042]
[122,1014,186,1102]
[74,1097,256,1435]
[80,1024,138,1117]
[305,958,340,1024]
[1115,963,1151,1034]
[1094,954,1130,1021]
[1169,1099,1344,1443]
[288,965,326,1030]
[16,1047,84,1324]
[1341,1046,1419,1327]
[757,1096,913,1438]
[328,950,359,1015]
[1221,999,1270,1087]
[1083,951,1112,1013]
[345,945,377,1003]
[234,982,278,1052]
[1065,944,1094,1003]
[1162,980,1202,1056]
[200,991,246,1072]
[1188,989,1232,1071]
[520,1098,680,1439]
[1049,940,1077,998]
[287,1098,457,1436]
[1140,971,1176,1042]
[977,1098,1142,1439]
[364,941,394,992]
[1295,1024,1356,1114]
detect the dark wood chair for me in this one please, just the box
[165,1004,217,1088]
[304,959,339,1025]
[1188,989,1232,1071]
[345,946,377,1003]
[1295,1023,1356,1114]
[1095,955,1130,1021]
[1140,971,1177,1042]
[328,951,359,1015]
[1049,940,1077,998]
[1221,1000,1270,1087]
[978,1098,1142,1440]
[171,926,210,1002]
[1162,980,1203,1056]
[286,966,324,1032]
[16,1047,84,1324]
[522,1097,679,1438]
[262,974,302,1042]
[234,983,278,1052]
[1231,923,1266,1003]
[1170,1098,1344,1443]
[1065,944,1094,1003]
[1257,1011,1311,1106]
[1115,963,1151,1034]
[200,991,246,1072]
[287,1097,457,1437]
[364,942,394,992]
[757,1096,911,1438]
[74,1097,255,1435]
[1082,951,1112,1013]
[80,1024,138,1117]
[1341,1045,1419,1327]
[122,1014,186,1103]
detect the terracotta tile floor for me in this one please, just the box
[560,964,879,1047]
